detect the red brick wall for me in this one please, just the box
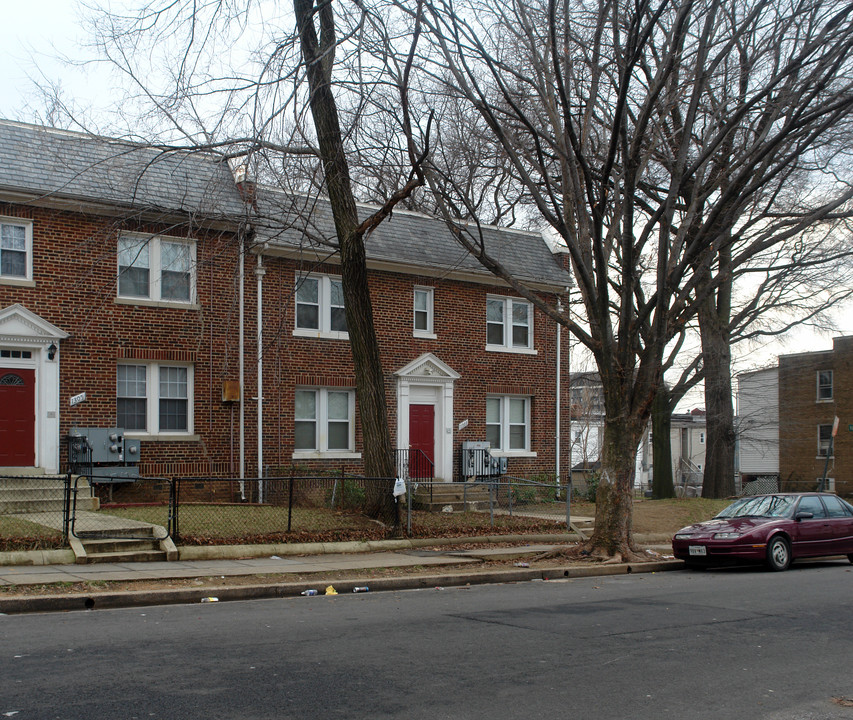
[256,257,571,480]
[1,202,571,486]
[779,336,853,496]
[0,203,242,483]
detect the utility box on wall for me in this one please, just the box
[460,441,507,479]
[68,427,140,482]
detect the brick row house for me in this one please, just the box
[778,336,853,495]
[0,120,572,485]
[735,337,852,497]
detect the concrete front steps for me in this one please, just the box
[0,473,99,514]
[68,522,178,564]
[412,481,492,512]
[1,471,177,564]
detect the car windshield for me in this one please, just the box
[715,495,797,519]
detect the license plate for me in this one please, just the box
[689,545,707,557]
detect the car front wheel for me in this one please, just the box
[848,554,853,565]
[766,536,791,571]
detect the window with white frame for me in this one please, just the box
[817,370,833,401]
[486,396,530,451]
[413,287,434,336]
[118,234,195,303]
[117,363,193,434]
[0,218,32,281]
[486,296,533,351]
[295,274,348,337]
[818,424,833,457]
[294,388,354,452]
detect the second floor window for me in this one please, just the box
[486,296,532,351]
[817,370,833,401]
[295,274,347,337]
[0,218,32,280]
[413,287,434,336]
[118,235,194,303]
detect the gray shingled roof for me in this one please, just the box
[252,190,571,289]
[0,120,244,218]
[0,120,569,286]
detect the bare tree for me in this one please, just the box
[72,0,433,527]
[389,0,853,557]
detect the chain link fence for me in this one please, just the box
[170,475,394,544]
[405,478,572,535]
[2,473,576,551]
[0,474,68,551]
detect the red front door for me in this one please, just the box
[0,368,35,466]
[409,404,435,478]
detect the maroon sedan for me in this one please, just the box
[671,492,853,571]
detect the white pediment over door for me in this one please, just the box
[395,353,461,381]
[0,304,69,344]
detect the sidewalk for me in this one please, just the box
[0,534,678,614]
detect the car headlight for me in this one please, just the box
[714,532,741,539]
[674,534,692,540]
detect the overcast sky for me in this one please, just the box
[1,1,850,387]
[0,1,91,119]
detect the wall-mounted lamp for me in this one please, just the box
[47,343,57,361]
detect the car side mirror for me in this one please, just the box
[795,511,814,521]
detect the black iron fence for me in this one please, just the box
[68,473,173,541]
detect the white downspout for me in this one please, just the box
[239,233,246,498]
[556,298,562,493]
[256,251,265,501]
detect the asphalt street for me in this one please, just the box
[2,560,852,719]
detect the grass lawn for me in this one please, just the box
[571,497,732,534]
[0,496,735,550]
[0,516,64,551]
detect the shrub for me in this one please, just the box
[583,472,600,503]
[327,478,366,510]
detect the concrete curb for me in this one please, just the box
[175,533,585,561]
[0,533,674,566]
[0,549,76,566]
[0,559,683,615]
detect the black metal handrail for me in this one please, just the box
[395,448,434,481]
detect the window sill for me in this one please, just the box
[816,455,835,460]
[0,277,35,287]
[292,329,350,341]
[485,345,538,356]
[816,398,834,403]
[489,450,537,458]
[292,451,362,460]
[413,331,437,340]
[124,433,200,442]
[115,297,199,310]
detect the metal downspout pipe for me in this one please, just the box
[556,298,562,495]
[239,232,246,499]
[256,251,265,502]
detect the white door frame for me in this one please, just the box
[395,353,460,482]
[0,304,68,473]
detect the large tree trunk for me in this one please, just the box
[589,418,644,557]
[651,386,676,499]
[699,289,736,499]
[296,0,397,526]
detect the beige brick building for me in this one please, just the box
[779,336,853,496]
